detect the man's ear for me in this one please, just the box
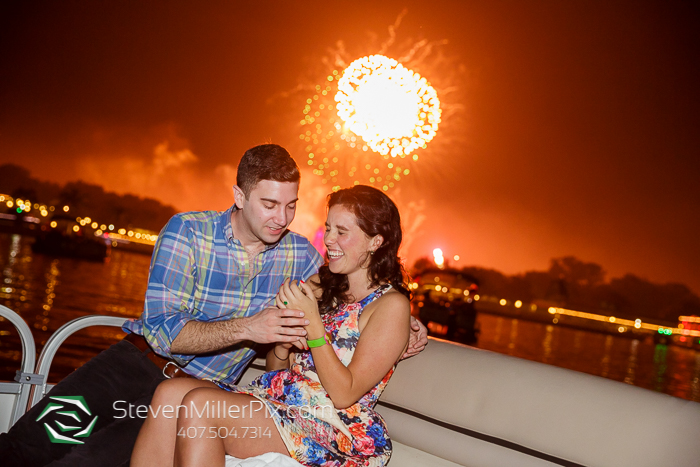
[371,234,384,252]
[233,185,246,209]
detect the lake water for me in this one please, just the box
[1,233,699,402]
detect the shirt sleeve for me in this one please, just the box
[302,241,324,280]
[141,215,199,364]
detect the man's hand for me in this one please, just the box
[241,307,310,344]
[401,316,428,359]
[170,307,310,355]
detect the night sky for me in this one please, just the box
[1,1,698,293]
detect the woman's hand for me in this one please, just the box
[277,279,325,338]
[267,337,309,371]
[273,284,310,351]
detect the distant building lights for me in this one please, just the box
[50,221,57,228]
[514,300,522,308]
[433,248,445,268]
[63,206,69,212]
[72,225,79,232]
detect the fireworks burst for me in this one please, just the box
[299,57,440,192]
[295,14,455,193]
[335,55,440,158]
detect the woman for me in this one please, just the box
[131,185,412,467]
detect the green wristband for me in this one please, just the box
[307,334,330,348]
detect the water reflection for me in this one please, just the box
[476,313,700,402]
[692,353,700,401]
[507,319,518,354]
[542,325,553,363]
[653,345,668,393]
[624,339,638,385]
[493,316,503,345]
[573,330,582,354]
[600,335,613,378]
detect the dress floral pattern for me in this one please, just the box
[217,285,395,467]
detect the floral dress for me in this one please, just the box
[217,284,395,467]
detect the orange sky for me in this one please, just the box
[1,1,698,293]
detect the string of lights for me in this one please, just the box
[0,193,158,246]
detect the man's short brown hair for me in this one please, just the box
[236,144,300,197]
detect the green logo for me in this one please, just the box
[35,396,98,444]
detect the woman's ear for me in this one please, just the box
[233,185,246,209]
[370,234,384,252]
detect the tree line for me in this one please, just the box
[0,164,176,232]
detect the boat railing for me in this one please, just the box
[0,305,126,431]
[30,314,127,408]
[0,305,38,429]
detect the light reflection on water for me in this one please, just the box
[1,233,699,402]
[475,314,700,402]
[0,233,149,381]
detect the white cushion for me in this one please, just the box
[377,339,700,467]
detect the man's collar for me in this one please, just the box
[221,205,236,242]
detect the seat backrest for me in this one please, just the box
[376,339,700,467]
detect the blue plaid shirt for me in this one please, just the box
[123,205,324,384]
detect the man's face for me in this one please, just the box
[235,180,299,245]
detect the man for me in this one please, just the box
[0,144,427,466]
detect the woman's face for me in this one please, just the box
[324,204,376,276]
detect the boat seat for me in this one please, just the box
[373,339,700,467]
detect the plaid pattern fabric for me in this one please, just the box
[123,206,324,384]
